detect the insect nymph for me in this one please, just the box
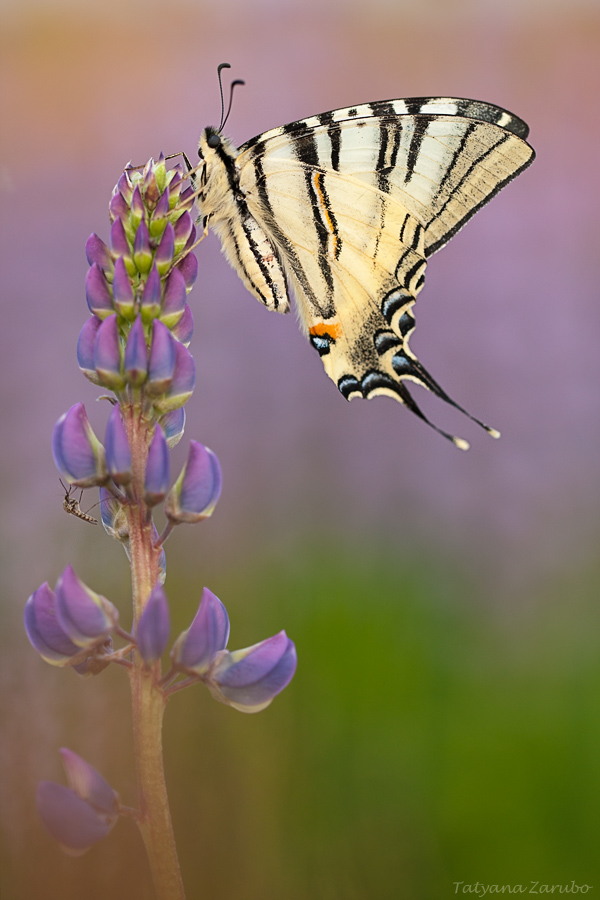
[192,67,535,449]
[60,479,98,525]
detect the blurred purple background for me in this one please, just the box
[1,0,599,896]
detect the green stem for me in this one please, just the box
[124,403,186,900]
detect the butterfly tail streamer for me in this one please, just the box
[394,352,501,442]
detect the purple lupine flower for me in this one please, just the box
[152,340,195,414]
[155,222,175,274]
[141,263,162,323]
[94,314,125,390]
[136,585,170,665]
[130,184,145,228]
[149,186,170,235]
[52,402,106,488]
[85,233,113,274]
[99,486,129,545]
[109,188,130,223]
[207,631,297,714]
[144,426,170,506]
[105,404,132,485]
[165,441,222,524]
[171,588,230,675]
[115,170,133,204]
[159,407,185,448]
[60,748,118,815]
[166,169,183,205]
[170,304,193,346]
[124,315,148,387]
[37,783,115,855]
[55,565,119,647]
[112,257,135,320]
[133,219,152,273]
[85,263,113,319]
[24,582,85,666]
[37,750,119,854]
[147,319,176,396]
[77,316,102,385]
[159,267,187,329]
[110,218,135,275]
[176,251,198,292]
[173,211,194,254]
[177,184,195,213]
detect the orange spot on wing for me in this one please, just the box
[309,322,342,339]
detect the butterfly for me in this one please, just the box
[192,83,535,449]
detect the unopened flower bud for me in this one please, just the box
[60,748,118,816]
[55,565,119,647]
[167,169,184,206]
[178,185,195,213]
[85,233,113,274]
[85,263,113,319]
[147,319,176,396]
[110,218,135,275]
[173,212,194,254]
[144,426,170,506]
[37,782,115,855]
[116,170,133,204]
[109,189,130,223]
[99,487,129,545]
[165,441,221,524]
[155,222,175,275]
[112,257,135,320]
[207,631,297,714]
[105,404,132,485]
[141,263,162,324]
[171,588,229,675]
[130,185,145,228]
[77,317,102,385]
[133,219,152,273]
[170,304,194,346]
[159,268,186,329]
[177,251,198,292]
[94,314,125,390]
[152,340,195,414]
[37,750,118,855]
[149,189,170,238]
[124,315,148,387]
[160,407,185,448]
[24,582,83,666]
[136,585,170,665]
[52,402,106,488]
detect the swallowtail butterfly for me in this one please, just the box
[193,88,534,449]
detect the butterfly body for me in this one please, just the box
[195,96,534,448]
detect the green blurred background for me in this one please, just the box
[1,0,600,897]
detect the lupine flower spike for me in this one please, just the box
[25,155,296,899]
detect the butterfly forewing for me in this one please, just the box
[200,96,534,447]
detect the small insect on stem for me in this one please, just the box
[60,478,98,525]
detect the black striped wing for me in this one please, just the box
[234,97,534,447]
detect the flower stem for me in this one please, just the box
[129,661,185,900]
[125,402,186,900]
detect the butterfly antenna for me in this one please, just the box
[216,62,245,133]
[216,63,231,131]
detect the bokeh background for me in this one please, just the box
[2,0,600,897]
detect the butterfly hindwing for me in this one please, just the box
[197,97,534,447]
